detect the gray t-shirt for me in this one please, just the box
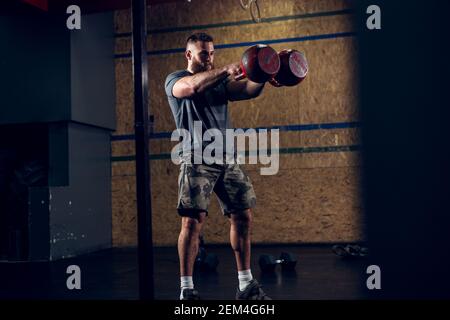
[165,70,233,162]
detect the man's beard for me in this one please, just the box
[191,60,213,73]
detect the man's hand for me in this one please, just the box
[223,62,241,77]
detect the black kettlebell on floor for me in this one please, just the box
[194,235,219,272]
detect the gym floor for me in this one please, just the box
[0,245,368,300]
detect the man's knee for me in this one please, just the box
[181,212,206,233]
[230,209,253,228]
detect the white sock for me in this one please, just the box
[180,276,194,300]
[238,269,253,291]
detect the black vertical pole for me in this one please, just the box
[131,0,154,300]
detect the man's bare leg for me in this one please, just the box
[230,209,271,299]
[230,209,254,292]
[178,212,206,299]
[229,209,252,270]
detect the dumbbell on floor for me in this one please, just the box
[258,252,297,273]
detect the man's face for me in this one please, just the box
[186,41,214,73]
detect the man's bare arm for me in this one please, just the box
[172,64,240,98]
[226,78,265,101]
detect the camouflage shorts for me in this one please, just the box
[177,163,256,217]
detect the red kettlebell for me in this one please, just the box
[235,44,280,83]
[269,49,308,87]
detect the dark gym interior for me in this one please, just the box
[1,0,450,303]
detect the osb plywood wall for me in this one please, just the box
[111,0,364,247]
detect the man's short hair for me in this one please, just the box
[186,32,214,46]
